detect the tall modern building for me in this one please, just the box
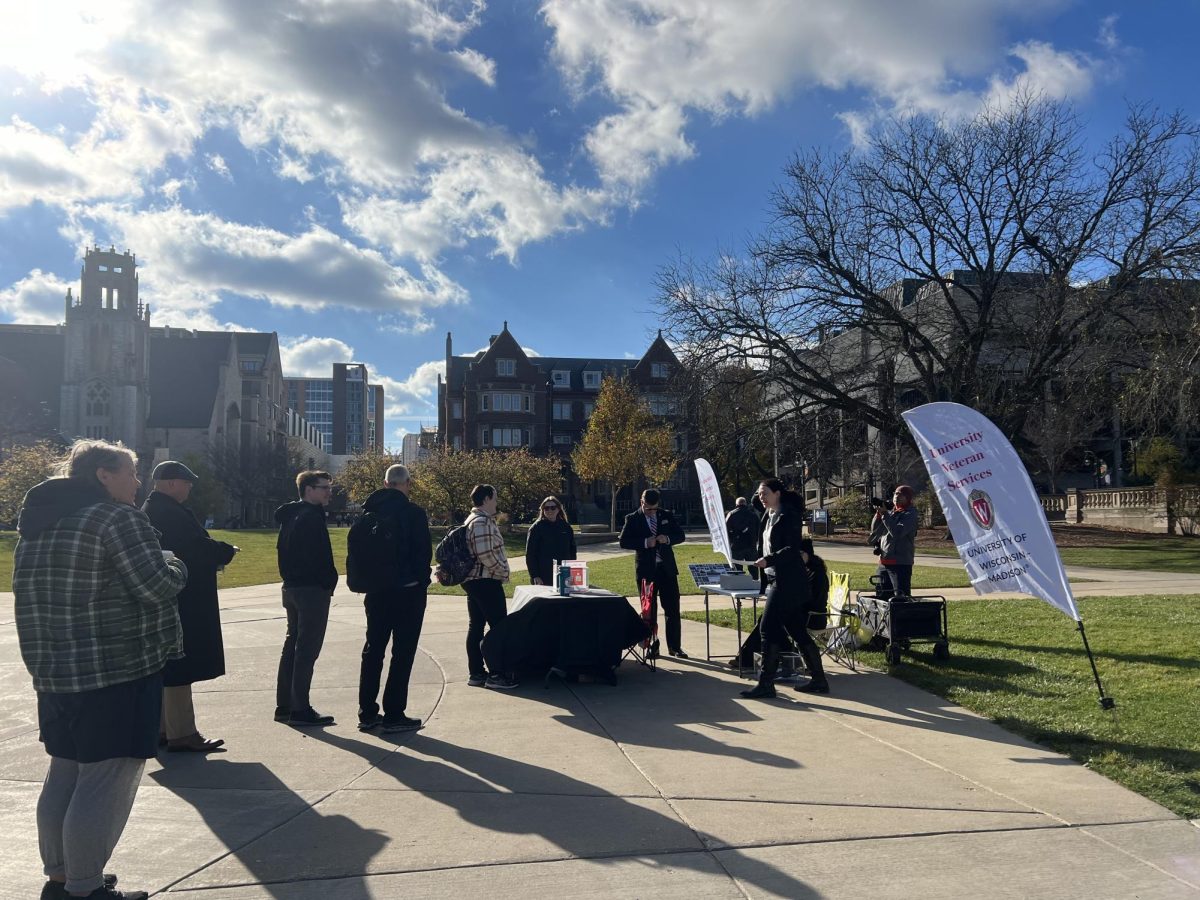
[284,363,385,456]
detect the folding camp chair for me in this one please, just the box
[806,570,861,672]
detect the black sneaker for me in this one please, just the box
[357,713,383,732]
[41,876,119,900]
[273,706,290,722]
[669,648,689,659]
[794,681,830,695]
[484,674,519,690]
[380,715,422,733]
[467,673,488,687]
[79,886,146,900]
[288,707,334,726]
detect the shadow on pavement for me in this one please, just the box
[149,759,388,898]
[327,730,822,899]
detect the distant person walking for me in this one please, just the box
[619,488,688,659]
[462,484,517,690]
[275,470,338,727]
[869,485,918,599]
[351,464,432,733]
[142,460,237,753]
[725,496,758,572]
[524,495,576,586]
[14,439,187,900]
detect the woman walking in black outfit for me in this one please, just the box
[741,479,829,699]
[524,496,577,585]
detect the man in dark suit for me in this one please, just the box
[619,488,688,658]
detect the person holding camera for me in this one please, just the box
[869,485,918,599]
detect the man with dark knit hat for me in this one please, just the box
[142,461,237,752]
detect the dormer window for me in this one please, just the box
[651,362,668,379]
[497,358,515,376]
[583,370,601,390]
[551,369,570,388]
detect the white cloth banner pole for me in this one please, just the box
[901,402,1079,621]
[693,458,734,566]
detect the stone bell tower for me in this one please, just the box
[60,246,151,450]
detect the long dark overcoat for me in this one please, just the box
[143,491,237,686]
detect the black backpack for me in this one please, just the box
[434,523,476,586]
[346,510,404,593]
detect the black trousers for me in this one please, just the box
[641,567,683,652]
[875,564,913,600]
[465,579,508,678]
[358,586,428,721]
[276,586,331,712]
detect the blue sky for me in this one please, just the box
[1,1,1196,448]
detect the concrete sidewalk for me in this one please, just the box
[1,579,1198,898]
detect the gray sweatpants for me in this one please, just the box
[38,755,145,895]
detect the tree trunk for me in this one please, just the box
[610,482,617,533]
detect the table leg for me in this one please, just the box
[705,590,711,661]
[736,597,744,677]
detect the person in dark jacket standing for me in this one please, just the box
[869,485,919,599]
[274,470,338,727]
[15,439,187,900]
[525,495,577,585]
[142,461,237,754]
[618,489,688,659]
[353,464,432,733]
[725,497,758,572]
[741,478,828,699]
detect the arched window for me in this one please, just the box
[85,382,110,417]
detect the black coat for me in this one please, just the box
[275,500,338,592]
[525,517,577,585]
[725,506,759,559]
[755,502,812,607]
[360,488,433,589]
[142,491,237,686]
[618,508,687,583]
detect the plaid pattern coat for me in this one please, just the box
[463,508,510,582]
[14,480,188,694]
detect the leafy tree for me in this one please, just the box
[492,447,563,524]
[681,364,774,499]
[0,441,61,526]
[572,377,678,531]
[1141,437,1186,487]
[408,447,561,527]
[338,449,405,505]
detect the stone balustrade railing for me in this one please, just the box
[1040,485,1200,534]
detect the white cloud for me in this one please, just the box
[279,336,357,378]
[86,206,467,322]
[206,153,232,181]
[0,270,71,325]
[543,0,1096,187]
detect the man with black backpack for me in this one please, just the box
[348,464,432,732]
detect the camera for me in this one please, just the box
[870,496,894,511]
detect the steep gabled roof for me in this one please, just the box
[147,331,233,428]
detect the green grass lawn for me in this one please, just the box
[685,594,1200,818]
[921,536,1200,574]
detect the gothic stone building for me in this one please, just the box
[0,246,291,523]
[437,323,699,524]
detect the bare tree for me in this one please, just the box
[657,96,1200,458]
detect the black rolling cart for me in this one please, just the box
[856,593,950,665]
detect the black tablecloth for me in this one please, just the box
[482,594,650,676]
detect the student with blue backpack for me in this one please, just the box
[347,464,432,732]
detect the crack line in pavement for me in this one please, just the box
[148,819,1186,894]
[804,701,1199,889]
[563,676,753,900]
[156,644,448,895]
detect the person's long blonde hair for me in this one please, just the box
[535,495,570,525]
